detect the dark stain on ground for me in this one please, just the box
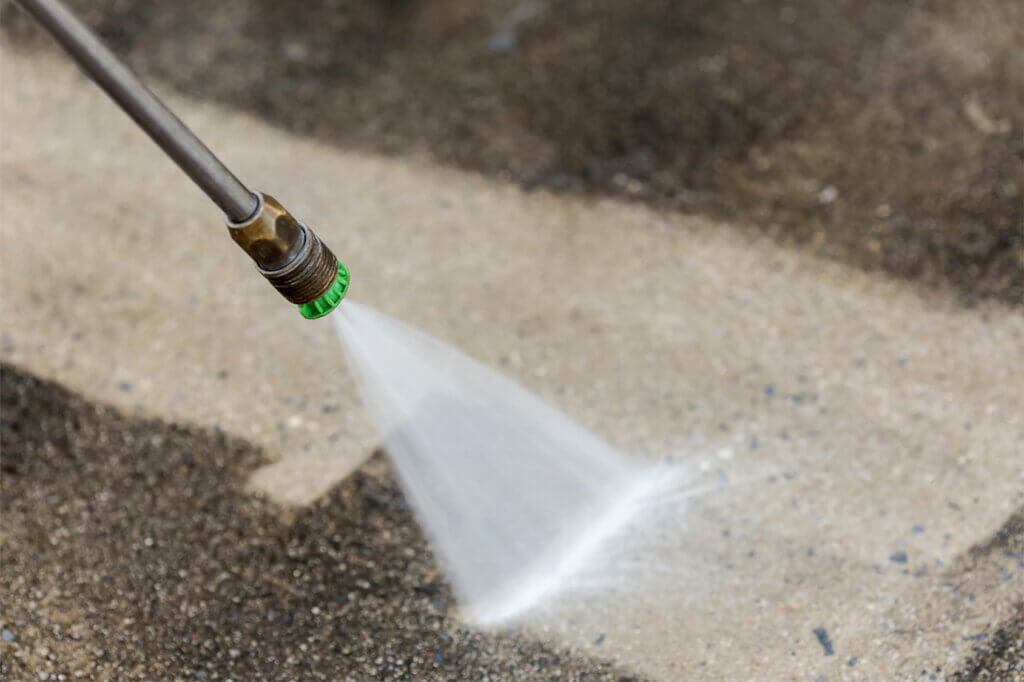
[966,505,1024,564]
[0,364,642,681]
[950,604,1024,681]
[950,506,1024,681]
[2,0,1021,304]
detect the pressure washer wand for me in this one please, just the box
[15,0,349,319]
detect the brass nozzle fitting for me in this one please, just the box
[227,193,348,317]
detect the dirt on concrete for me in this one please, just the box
[4,364,1021,681]
[3,0,1021,304]
[951,507,1024,681]
[2,2,1022,678]
[966,506,1024,564]
[0,364,643,682]
[951,603,1024,681]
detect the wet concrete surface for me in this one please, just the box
[2,370,1021,680]
[2,35,1023,681]
[1,365,644,681]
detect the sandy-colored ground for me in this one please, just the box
[2,47,1023,680]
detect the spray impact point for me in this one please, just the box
[226,192,348,318]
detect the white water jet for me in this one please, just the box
[334,301,679,624]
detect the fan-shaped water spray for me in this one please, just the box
[334,301,680,623]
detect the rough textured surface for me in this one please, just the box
[2,43,1023,681]
[952,604,1024,681]
[0,364,642,682]
[4,0,1021,303]
[951,509,1024,680]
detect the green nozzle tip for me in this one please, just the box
[298,262,349,320]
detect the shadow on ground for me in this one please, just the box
[0,364,642,681]
[4,0,1021,303]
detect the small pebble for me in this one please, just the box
[2,628,14,642]
[812,627,834,656]
[594,634,605,645]
[890,551,908,564]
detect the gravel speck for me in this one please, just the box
[812,627,834,656]
[890,551,909,564]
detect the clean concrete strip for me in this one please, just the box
[3,46,1022,680]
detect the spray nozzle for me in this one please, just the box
[227,192,349,319]
[15,0,348,319]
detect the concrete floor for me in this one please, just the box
[3,46,1023,680]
